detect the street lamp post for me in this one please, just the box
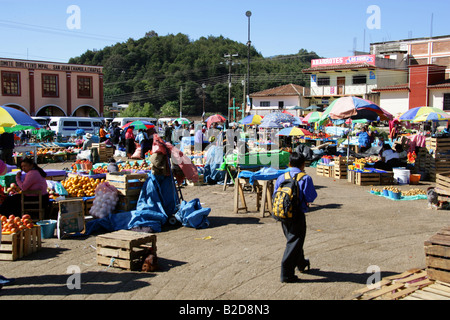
[202,83,206,122]
[246,11,252,101]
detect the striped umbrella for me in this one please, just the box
[276,127,312,136]
[240,114,263,125]
[412,112,450,122]
[0,105,41,128]
[303,111,323,123]
[399,107,450,121]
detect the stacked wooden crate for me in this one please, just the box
[92,143,114,163]
[354,171,381,186]
[333,156,354,180]
[0,226,41,261]
[316,164,333,177]
[424,226,450,284]
[426,137,450,182]
[106,173,147,211]
[435,172,450,202]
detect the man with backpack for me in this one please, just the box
[273,151,317,283]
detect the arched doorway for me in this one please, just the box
[36,105,67,117]
[72,105,100,117]
[3,103,30,115]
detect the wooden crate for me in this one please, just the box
[116,195,140,212]
[333,156,354,166]
[428,137,450,152]
[92,143,114,162]
[347,170,356,184]
[96,230,157,271]
[321,165,334,178]
[355,172,380,186]
[0,226,41,261]
[316,165,325,176]
[380,171,394,185]
[106,173,147,196]
[333,165,347,179]
[424,227,450,284]
[435,172,450,199]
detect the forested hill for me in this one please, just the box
[69,31,321,117]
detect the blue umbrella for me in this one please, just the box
[259,121,283,128]
[261,112,295,125]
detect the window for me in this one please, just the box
[42,74,59,97]
[317,77,330,86]
[78,76,93,98]
[260,101,271,107]
[1,71,20,96]
[352,75,367,85]
[63,121,78,127]
[79,121,92,127]
[444,93,450,111]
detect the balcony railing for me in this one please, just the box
[308,84,378,97]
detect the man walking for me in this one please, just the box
[273,152,317,283]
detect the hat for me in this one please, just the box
[85,133,93,139]
[0,160,7,176]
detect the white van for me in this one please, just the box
[48,117,103,137]
[31,117,50,127]
[111,117,157,127]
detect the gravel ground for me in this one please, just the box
[1,161,449,303]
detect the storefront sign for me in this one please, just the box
[0,58,102,74]
[311,55,376,67]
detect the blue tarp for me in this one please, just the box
[203,146,225,184]
[238,167,290,185]
[85,173,211,234]
[175,198,211,229]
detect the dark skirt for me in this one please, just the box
[126,138,135,155]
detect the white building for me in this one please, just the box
[249,83,308,116]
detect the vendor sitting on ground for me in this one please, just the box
[374,144,405,171]
[107,158,119,173]
[0,158,49,218]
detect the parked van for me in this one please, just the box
[111,117,157,127]
[48,117,103,137]
[31,117,50,127]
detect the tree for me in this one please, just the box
[160,101,179,117]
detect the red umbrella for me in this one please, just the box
[282,110,295,116]
[206,114,226,128]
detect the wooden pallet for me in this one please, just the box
[355,172,381,186]
[106,173,147,196]
[96,230,157,271]
[0,226,42,261]
[352,269,436,300]
[333,165,347,179]
[424,226,450,283]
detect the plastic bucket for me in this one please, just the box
[383,189,390,197]
[388,190,401,200]
[410,174,421,185]
[393,168,410,185]
[36,220,57,239]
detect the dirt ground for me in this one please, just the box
[1,160,449,301]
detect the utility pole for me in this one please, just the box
[246,11,252,100]
[224,53,239,122]
[179,86,183,118]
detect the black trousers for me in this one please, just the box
[280,212,307,281]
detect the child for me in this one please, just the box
[107,158,119,173]
[274,152,317,283]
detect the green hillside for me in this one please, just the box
[69,31,320,117]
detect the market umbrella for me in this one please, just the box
[175,118,191,125]
[398,106,450,121]
[206,114,226,128]
[412,112,450,122]
[306,105,320,110]
[0,124,39,133]
[293,117,304,125]
[122,120,155,131]
[282,110,295,116]
[258,121,283,128]
[303,111,323,124]
[276,127,312,136]
[0,105,41,128]
[320,96,393,123]
[240,114,263,125]
[260,112,295,125]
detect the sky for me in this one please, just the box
[0,0,449,63]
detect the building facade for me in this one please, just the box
[302,54,408,111]
[371,35,450,80]
[249,83,308,116]
[0,58,104,117]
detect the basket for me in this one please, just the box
[410,174,421,185]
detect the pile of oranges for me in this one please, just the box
[1,214,34,234]
[61,176,104,198]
